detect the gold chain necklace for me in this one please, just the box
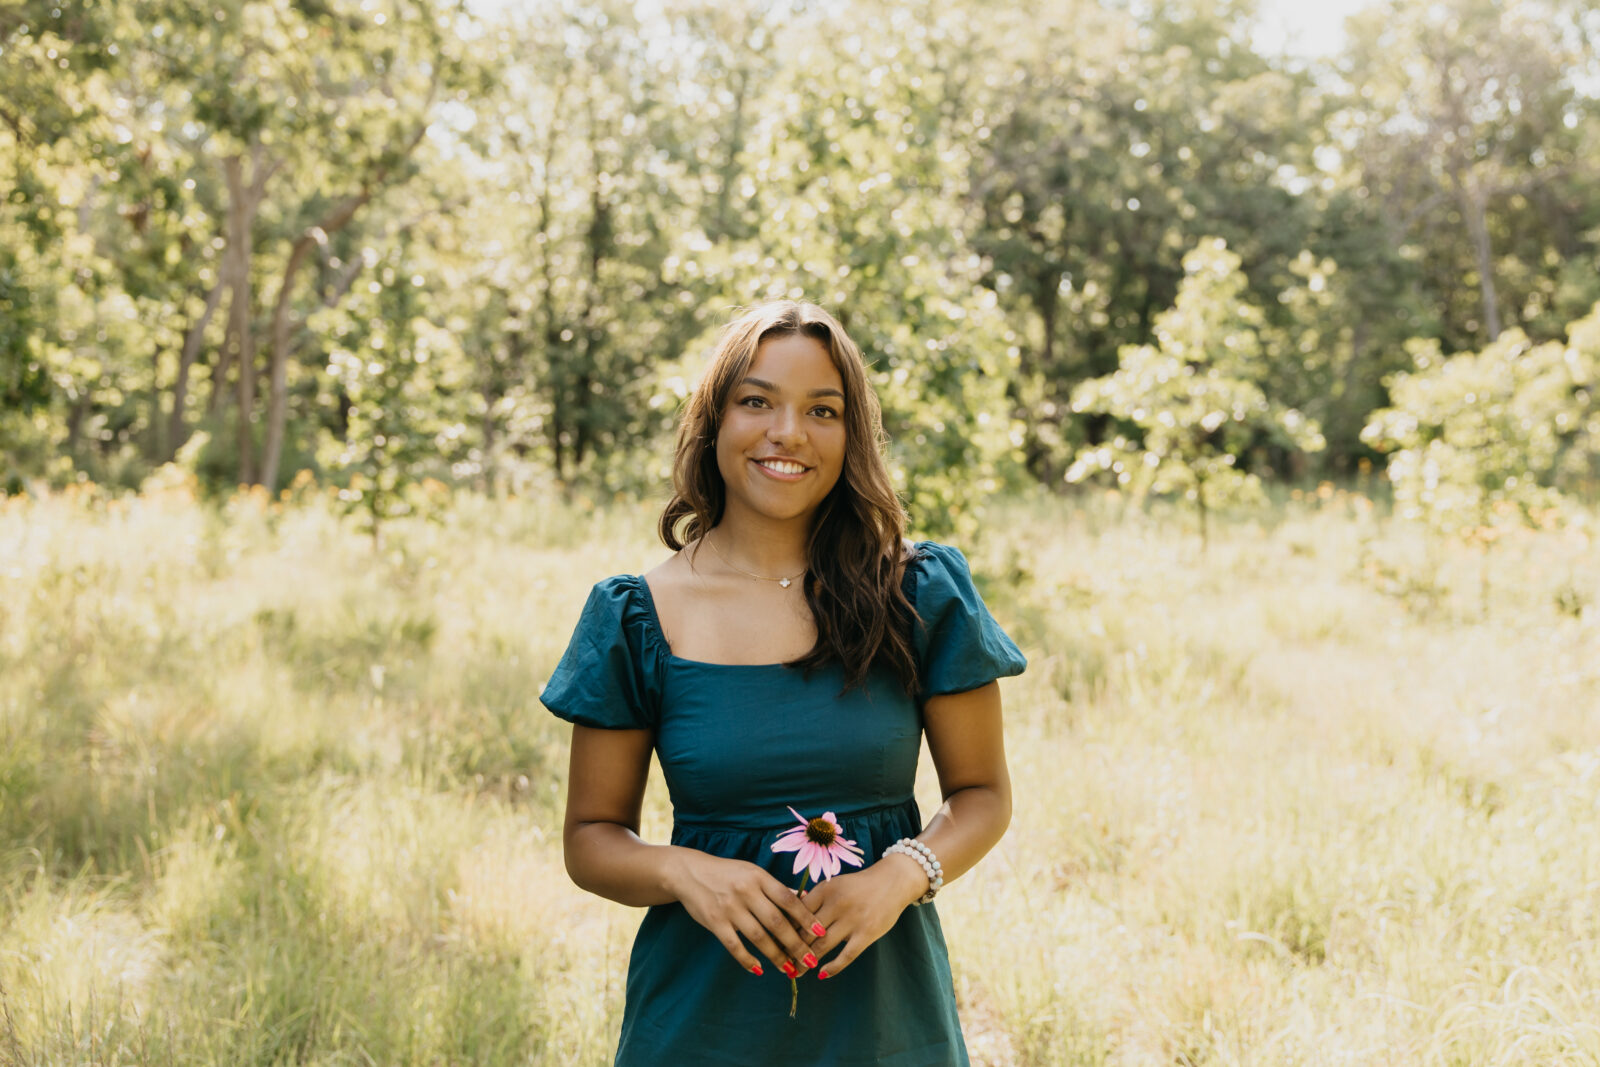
[703,533,806,589]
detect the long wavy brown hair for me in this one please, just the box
[658,300,918,694]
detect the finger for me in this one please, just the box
[713,926,768,977]
[800,902,845,962]
[765,881,826,943]
[815,936,865,981]
[734,914,804,977]
[797,879,832,911]
[753,897,819,970]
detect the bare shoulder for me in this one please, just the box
[642,549,682,587]
[642,542,704,596]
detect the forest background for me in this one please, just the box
[7,0,1600,531]
[6,0,1600,1063]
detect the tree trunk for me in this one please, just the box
[222,155,256,484]
[262,247,316,493]
[167,274,227,461]
[1136,267,1157,341]
[148,344,167,461]
[261,112,432,494]
[1460,184,1503,341]
[480,325,525,496]
[532,76,568,488]
[480,375,498,495]
[712,64,749,240]
[208,310,234,415]
[263,192,367,494]
[1034,270,1057,377]
[576,91,608,480]
[65,394,89,461]
[234,278,257,486]
[220,145,281,485]
[1024,275,1059,480]
[551,417,568,485]
[574,371,592,468]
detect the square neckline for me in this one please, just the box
[634,571,797,670]
[634,541,930,670]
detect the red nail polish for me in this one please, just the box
[750,963,763,976]
[811,923,827,937]
[802,952,818,969]
[780,961,798,978]
[818,970,830,980]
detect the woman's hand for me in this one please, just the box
[793,679,1015,980]
[794,853,928,978]
[666,849,825,978]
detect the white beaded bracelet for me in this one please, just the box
[883,837,943,905]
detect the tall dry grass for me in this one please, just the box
[2,483,1597,1065]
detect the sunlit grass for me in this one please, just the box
[2,483,1598,1064]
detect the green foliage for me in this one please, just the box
[3,0,1600,503]
[968,0,1326,480]
[420,0,719,492]
[1362,305,1600,546]
[715,0,1023,539]
[1338,0,1590,350]
[0,238,51,492]
[1065,238,1325,543]
[1261,244,1419,473]
[318,234,469,542]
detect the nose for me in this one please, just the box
[767,404,806,448]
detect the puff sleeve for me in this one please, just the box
[906,541,1028,698]
[540,576,664,730]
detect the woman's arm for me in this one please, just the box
[797,680,1011,977]
[563,724,825,976]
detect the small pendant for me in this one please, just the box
[779,577,792,588]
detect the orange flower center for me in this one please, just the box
[805,817,836,847]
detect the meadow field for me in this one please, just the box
[2,483,1598,1066]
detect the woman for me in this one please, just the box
[542,300,1026,1065]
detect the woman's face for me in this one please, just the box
[715,332,847,529]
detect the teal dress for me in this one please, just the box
[541,542,1026,1066]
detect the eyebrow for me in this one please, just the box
[738,376,845,400]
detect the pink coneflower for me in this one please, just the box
[772,806,865,882]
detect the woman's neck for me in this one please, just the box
[707,509,810,575]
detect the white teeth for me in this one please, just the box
[759,460,806,475]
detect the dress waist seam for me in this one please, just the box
[672,795,918,833]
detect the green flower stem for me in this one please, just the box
[789,871,810,1019]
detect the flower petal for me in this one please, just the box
[771,833,804,854]
[787,806,807,826]
[836,845,864,869]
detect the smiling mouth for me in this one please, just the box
[753,458,810,477]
